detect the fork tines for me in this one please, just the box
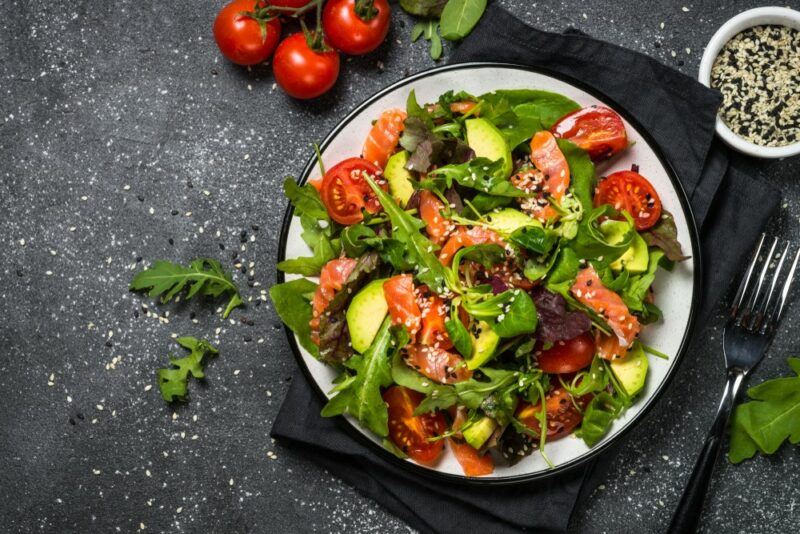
[730,233,800,333]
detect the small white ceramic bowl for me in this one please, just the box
[698,7,800,159]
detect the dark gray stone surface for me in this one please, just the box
[2,0,800,532]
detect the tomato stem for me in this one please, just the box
[267,0,323,16]
[354,0,379,21]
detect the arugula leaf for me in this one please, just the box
[341,224,382,257]
[283,178,329,221]
[318,252,382,363]
[269,278,319,357]
[366,177,451,293]
[321,318,395,436]
[729,358,800,464]
[130,259,243,318]
[451,243,505,287]
[577,392,624,446]
[468,193,513,215]
[429,158,524,196]
[621,249,665,313]
[439,0,487,41]
[157,337,219,403]
[455,368,518,410]
[557,139,595,213]
[642,210,689,262]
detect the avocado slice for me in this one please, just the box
[485,208,542,236]
[600,220,649,273]
[466,321,501,370]
[465,118,513,178]
[384,150,415,207]
[462,416,498,450]
[610,342,648,397]
[345,278,389,353]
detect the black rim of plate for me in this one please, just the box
[275,62,702,486]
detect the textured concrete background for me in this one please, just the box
[2,0,800,532]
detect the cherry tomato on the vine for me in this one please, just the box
[213,0,282,66]
[272,32,340,99]
[323,0,391,55]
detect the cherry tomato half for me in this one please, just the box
[594,170,663,231]
[516,388,590,441]
[272,32,340,99]
[383,386,447,464]
[536,333,596,374]
[323,0,391,55]
[213,0,282,66]
[319,157,385,225]
[551,106,628,161]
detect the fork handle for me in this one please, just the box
[668,368,745,533]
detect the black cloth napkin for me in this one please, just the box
[272,5,781,533]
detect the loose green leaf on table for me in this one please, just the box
[400,0,448,17]
[130,258,243,318]
[439,0,487,41]
[157,337,219,403]
[729,358,800,464]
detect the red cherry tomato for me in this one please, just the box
[551,106,628,161]
[322,0,391,55]
[594,170,663,231]
[213,0,282,66]
[535,333,596,374]
[516,388,591,441]
[319,157,385,225]
[383,386,447,464]
[272,32,340,99]
[383,275,422,337]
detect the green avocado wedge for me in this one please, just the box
[466,320,501,370]
[600,220,649,273]
[384,150,415,207]
[610,342,648,397]
[465,118,513,179]
[346,278,389,354]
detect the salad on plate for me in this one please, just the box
[271,87,688,476]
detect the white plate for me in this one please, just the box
[277,63,700,483]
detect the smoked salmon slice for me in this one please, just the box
[362,108,407,169]
[571,265,640,348]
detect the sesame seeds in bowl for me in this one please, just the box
[699,7,800,159]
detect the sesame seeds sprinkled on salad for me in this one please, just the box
[710,25,800,147]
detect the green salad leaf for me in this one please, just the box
[156,337,219,403]
[577,392,624,446]
[557,139,595,212]
[642,210,689,262]
[130,258,243,318]
[729,358,800,464]
[269,278,319,357]
[283,177,329,221]
[571,205,634,262]
[366,176,451,293]
[321,318,395,436]
[429,157,523,196]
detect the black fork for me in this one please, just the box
[668,234,800,533]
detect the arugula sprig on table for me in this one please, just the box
[157,337,219,402]
[130,258,243,318]
[729,358,800,463]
